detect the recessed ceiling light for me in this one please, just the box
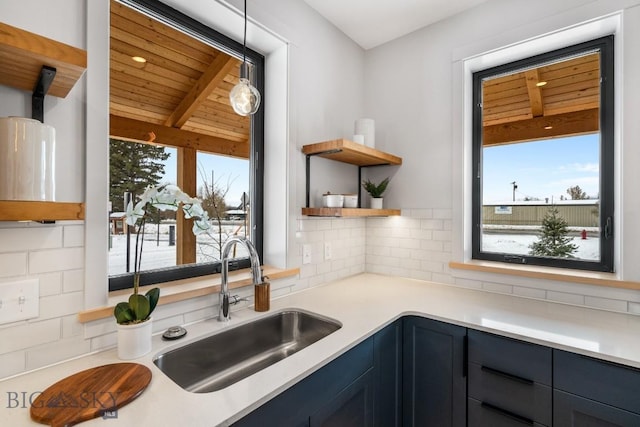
[544,125,553,130]
[536,81,547,87]
[132,56,147,63]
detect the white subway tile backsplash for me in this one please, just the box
[90,332,117,352]
[584,296,628,312]
[0,227,62,253]
[547,291,585,306]
[0,253,28,278]
[629,302,640,315]
[38,272,62,297]
[38,291,84,320]
[0,319,60,354]
[62,314,83,339]
[513,286,547,299]
[482,282,513,294]
[0,351,25,379]
[26,337,91,371]
[29,247,84,274]
[62,269,84,293]
[63,225,84,247]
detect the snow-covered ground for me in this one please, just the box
[108,222,249,276]
[482,233,599,261]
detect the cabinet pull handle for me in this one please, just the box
[481,402,534,425]
[481,365,533,385]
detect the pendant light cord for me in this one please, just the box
[242,0,247,65]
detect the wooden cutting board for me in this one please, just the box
[30,363,152,427]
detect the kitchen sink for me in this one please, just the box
[153,309,342,393]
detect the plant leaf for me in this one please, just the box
[129,294,151,321]
[114,302,135,324]
[145,287,160,315]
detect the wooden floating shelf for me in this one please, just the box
[0,201,85,221]
[302,207,401,217]
[302,139,402,167]
[0,22,87,98]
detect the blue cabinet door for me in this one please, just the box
[310,368,374,427]
[554,389,640,427]
[403,316,467,427]
[373,320,403,427]
[232,336,374,427]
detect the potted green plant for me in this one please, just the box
[362,177,390,209]
[115,184,211,359]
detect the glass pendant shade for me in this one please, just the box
[229,71,261,116]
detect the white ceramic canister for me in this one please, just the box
[354,118,375,148]
[0,117,56,201]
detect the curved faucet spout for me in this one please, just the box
[219,236,261,322]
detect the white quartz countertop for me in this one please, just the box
[2,273,640,426]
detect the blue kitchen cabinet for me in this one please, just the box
[467,329,552,426]
[402,316,467,427]
[233,320,402,427]
[553,350,640,426]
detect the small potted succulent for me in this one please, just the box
[115,184,211,359]
[362,177,390,209]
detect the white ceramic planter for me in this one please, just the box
[117,318,152,360]
[370,198,383,209]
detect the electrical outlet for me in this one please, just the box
[324,242,332,260]
[302,244,312,264]
[0,279,39,325]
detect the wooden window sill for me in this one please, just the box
[449,261,640,290]
[77,266,299,323]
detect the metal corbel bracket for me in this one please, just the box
[32,65,57,123]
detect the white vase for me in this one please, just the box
[354,118,375,148]
[117,317,153,360]
[370,198,383,209]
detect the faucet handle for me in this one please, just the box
[229,295,249,305]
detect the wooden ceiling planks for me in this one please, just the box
[109,0,250,157]
[482,53,600,146]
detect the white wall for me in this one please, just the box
[364,0,640,313]
[0,0,367,379]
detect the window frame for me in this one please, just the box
[471,35,614,272]
[108,0,264,291]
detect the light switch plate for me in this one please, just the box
[324,242,332,260]
[0,279,39,325]
[302,244,312,264]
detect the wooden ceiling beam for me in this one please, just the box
[110,114,249,159]
[164,55,238,128]
[524,69,544,117]
[483,108,599,146]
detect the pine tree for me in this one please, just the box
[109,139,170,213]
[529,206,578,258]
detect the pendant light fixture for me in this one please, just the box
[229,0,261,116]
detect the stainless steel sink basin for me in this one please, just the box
[153,309,341,393]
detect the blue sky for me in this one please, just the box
[482,134,600,203]
[161,147,250,207]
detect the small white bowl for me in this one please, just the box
[322,194,343,208]
[343,194,358,208]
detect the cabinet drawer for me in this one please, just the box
[468,362,551,425]
[554,389,640,427]
[468,398,548,427]
[554,350,640,415]
[468,330,552,385]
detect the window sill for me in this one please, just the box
[77,266,300,323]
[449,261,640,290]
